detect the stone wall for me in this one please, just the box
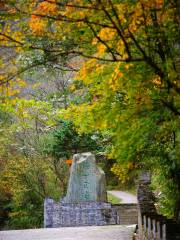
[112,203,138,225]
[44,199,118,228]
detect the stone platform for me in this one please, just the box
[44,199,118,227]
[0,225,136,240]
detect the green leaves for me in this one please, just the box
[45,120,103,159]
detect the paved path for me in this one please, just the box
[0,225,136,240]
[108,191,137,204]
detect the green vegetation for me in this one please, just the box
[107,193,121,205]
[45,120,103,160]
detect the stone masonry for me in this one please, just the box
[44,200,118,227]
[44,153,117,228]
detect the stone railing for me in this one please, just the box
[137,172,180,240]
[140,213,179,240]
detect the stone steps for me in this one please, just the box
[113,204,138,225]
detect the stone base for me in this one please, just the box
[44,198,118,228]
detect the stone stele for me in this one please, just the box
[64,152,107,203]
[44,152,118,227]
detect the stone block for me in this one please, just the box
[64,152,107,203]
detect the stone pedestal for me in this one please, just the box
[44,200,117,227]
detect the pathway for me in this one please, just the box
[108,191,137,203]
[0,225,136,240]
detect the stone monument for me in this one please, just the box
[64,152,107,203]
[44,152,118,227]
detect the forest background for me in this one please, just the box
[0,0,179,229]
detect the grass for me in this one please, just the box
[107,192,122,204]
[107,184,137,195]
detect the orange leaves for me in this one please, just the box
[29,0,58,35]
[65,159,72,166]
[139,0,164,8]
[29,15,47,35]
[37,0,57,15]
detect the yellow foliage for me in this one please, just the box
[11,31,24,43]
[116,40,124,53]
[97,44,106,56]
[0,35,8,44]
[98,28,116,41]
[111,162,136,184]
[69,84,76,92]
[77,64,87,80]
[0,75,26,108]
[76,59,97,83]
[109,63,123,91]
[16,78,27,88]
[92,37,98,45]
